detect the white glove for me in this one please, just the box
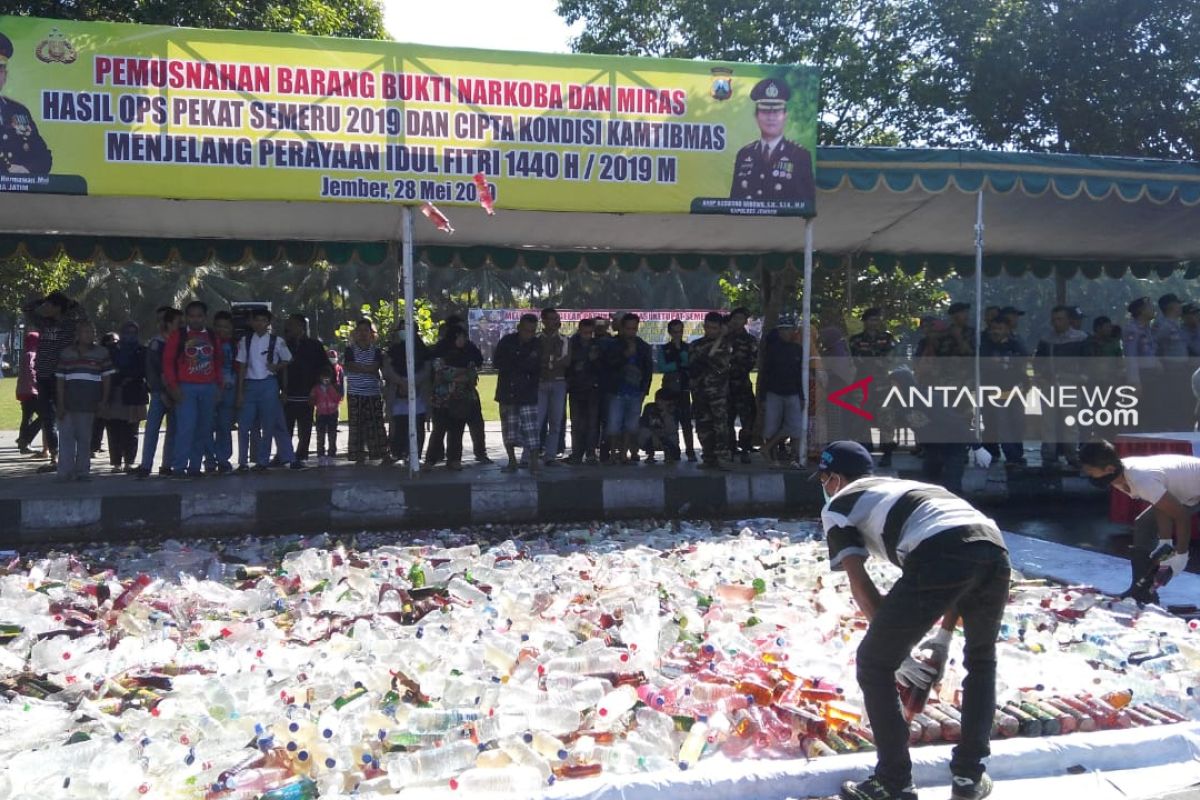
[895,655,937,690]
[1155,552,1190,588]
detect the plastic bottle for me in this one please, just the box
[524,731,569,762]
[595,685,639,727]
[384,741,478,788]
[677,721,709,769]
[449,766,544,793]
[259,778,319,800]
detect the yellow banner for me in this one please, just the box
[0,16,817,216]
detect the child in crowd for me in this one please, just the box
[136,307,181,478]
[207,310,238,473]
[327,348,345,396]
[55,320,113,482]
[311,364,342,466]
[343,318,387,462]
[638,388,680,464]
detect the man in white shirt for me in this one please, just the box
[1080,440,1196,603]
[819,442,1009,800]
[235,308,295,471]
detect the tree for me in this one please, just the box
[12,0,387,40]
[0,254,88,321]
[557,0,940,145]
[916,0,1200,159]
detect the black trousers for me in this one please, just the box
[285,399,315,460]
[467,395,488,460]
[391,413,428,461]
[18,398,42,449]
[36,376,59,454]
[857,533,1010,792]
[569,390,601,458]
[105,419,138,467]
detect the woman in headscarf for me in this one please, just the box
[101,321,149,472]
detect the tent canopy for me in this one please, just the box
[5,146,1200,273]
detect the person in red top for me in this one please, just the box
[15,330,45,456]
[162,300,222,477]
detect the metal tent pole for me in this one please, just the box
[974,190,984,443]
[402,206,420,477]
[799,219,814,463]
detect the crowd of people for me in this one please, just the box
[13,294,813,479]
[14,290,1200,483]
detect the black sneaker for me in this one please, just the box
[290,460,307,470]
[840,776,918,800]
[950,774,992,800]
[236,464,250,474]
[158,467,173,477]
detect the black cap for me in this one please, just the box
[750,77,790,109]
[0,33,11,63]
[1159,293,1183,311]
[860,307,883,322]
[998,306,1025,317]
[1128,296,1151,316]
[948,302,970,315]
[817,441,875,480]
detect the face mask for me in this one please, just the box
[1088,471,1119,489]
[821,476,837,503]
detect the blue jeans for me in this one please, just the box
[238,377,288,466]
[537,380,568,455]
[140,392,174,471]
[172,383,217,474]
[207,384,236,469]
[607,393,644,435]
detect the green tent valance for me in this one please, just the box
[817,148,1200,206]
[2,234,1194,280]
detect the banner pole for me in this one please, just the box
[402,206,420,478]
[799,219,814,464]
[974,189,984,444]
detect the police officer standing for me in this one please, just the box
[729,77,814,207]
[0,32,53,175]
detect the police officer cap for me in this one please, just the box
[776,314,798,329]
[0,32,12,64]
[860,307,883,322]
[750,77,790,109]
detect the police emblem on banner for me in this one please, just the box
[36,28,77,64]
[710,67,733,101]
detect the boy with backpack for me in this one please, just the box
[235,307,295,471]
[162,301,222,478]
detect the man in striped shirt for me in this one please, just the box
[819,441,1010,800]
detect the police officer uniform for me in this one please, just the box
[729,78,814,205]
[0,32,53,174]
[849,309,899,463]
[690,333,733,468]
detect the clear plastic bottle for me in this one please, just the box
[384,741,478,788]
[449,766,544,793]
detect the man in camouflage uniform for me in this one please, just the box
[726,307,759,464]
[690,311,734,470]
[849,307,898,466]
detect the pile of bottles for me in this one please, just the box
[0,520,1194,798]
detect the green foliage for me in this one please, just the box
[11,0,387,39]
[333,300,436,346]
[557,0,941,146]
[558,0,1200,159]
[0,255,88,321]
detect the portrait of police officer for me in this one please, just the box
[729,77,814,207]
[0,32,53,175]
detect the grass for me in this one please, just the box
[0,373,676,430]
